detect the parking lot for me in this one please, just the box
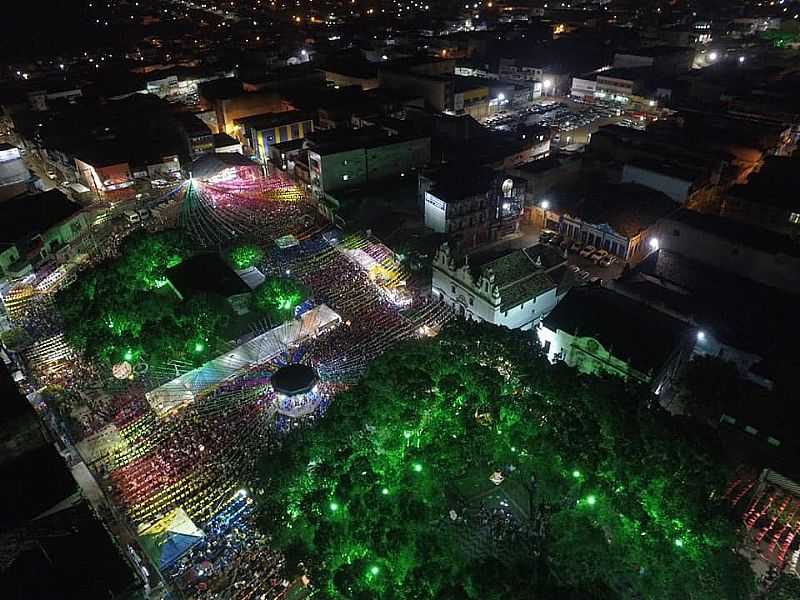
[482,97,653,147]
[538,229,626,286]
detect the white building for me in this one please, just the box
[432,242,569,330]
[537,286,692,387]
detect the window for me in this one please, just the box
[543,340,551,354]
[451,285,456,293]
[291,124,300,139]
[342,174,349,181]
[469,297,474,306]
[343,159,349,166]
[790,212,800,224]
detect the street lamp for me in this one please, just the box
[540,200,550,210]
[708,51,718,62]
[648,237,660,251]
[696,330,706,342]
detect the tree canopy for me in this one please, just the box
[55,230,231,366]
[254,322,753,600]
[251,276,307,322]
[228,243,264,270]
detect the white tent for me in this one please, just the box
[146,304,341,417]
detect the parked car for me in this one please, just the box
[576,270,590,281]
[567,264,581,273]
[539,229,558,243]
[569,241,584,253]
[598,255,617,268]
[589,276,602,286]
[579,245,596,258]
[123,210,141,224]
[590,249,609,263]
[46,170,57,179]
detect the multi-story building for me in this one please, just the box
[422,166,524,251]
[305,127,430,214]
[235,111,314,162]
[432,242,569,330]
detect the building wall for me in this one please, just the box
[570,77,596,99]
[537,325,649,382]
[432,263,559,330]
[655,217,800,293]
[366,137,430,180]
[379,71,449,112]
[431,245,562,330]
[253,119,313,160]
[322,71,379,90]
[621,164,692,204]
[424,192,448,233]
[310,148,367,196]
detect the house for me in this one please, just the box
[432,242,569,330]
[544,182,679,262]
[537,286,693,387]
[0,189,90,280]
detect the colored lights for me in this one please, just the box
[329,501,339,512]
[412,462,423,472]
[572,470,581,479]
[585,494,597,506]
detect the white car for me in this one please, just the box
[579,245,596,258]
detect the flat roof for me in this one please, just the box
[0,189,83,250]
[726,157,800,211]
[167,253,250,298]
[544,286,689,374]
[235,110,311,131]
[666,209,800,258]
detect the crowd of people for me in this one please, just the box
[1,173,454,600]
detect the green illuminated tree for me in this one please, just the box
[253,321,754,599]
[228,243,264,270]
[251,276,307,322]
[55,230,230,367]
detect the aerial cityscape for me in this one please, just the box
[1,0,800,598]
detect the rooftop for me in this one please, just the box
[617,249,800,356]
[0,189,83,250]
[469,243,566,309]
[428,166,494,202]
[554,182,678,238]
[666,209,800,258]
[235,110,310,131]
[544,286,690,374]
[726,157,800,211]
[166,253,251,299]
